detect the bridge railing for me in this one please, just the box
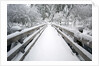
[7,24,46,61]
[52,24,92,61]
[52,24,92,49]
[7,24,46,47]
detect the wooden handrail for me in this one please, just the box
[52,24,92,61]
[7,24,46,61]
[7,24,45,46]
[52,24,92,49]
[20,27,45,61]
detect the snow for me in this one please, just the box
[7,24,45,40]
[23,24,80,61]
[7,43,22,57]
[11,33,41,61]
[11,52,24,61]
[11,26,22,31]
[83,29,92,36]
[63,26,92,43]
[74,32,92,42]
[7,24,45,61]
[10,28,44,61]
[53,23,92,46]
[54,27,92,60]
[73,41,92,60]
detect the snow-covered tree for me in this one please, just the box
[7,4,92,35]
[7,4,42,34]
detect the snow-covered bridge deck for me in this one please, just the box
[7,23,92,61]
[23,24,80,61]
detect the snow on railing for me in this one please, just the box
[52,24,92,61]
[7,24,45,47]
[52,24,92,49]
[7,24,46,61]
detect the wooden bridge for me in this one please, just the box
[7,23,92,61]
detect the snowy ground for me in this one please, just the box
[23,24,80,61]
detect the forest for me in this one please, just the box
[7,4,92,61]
[7,4,92,36]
